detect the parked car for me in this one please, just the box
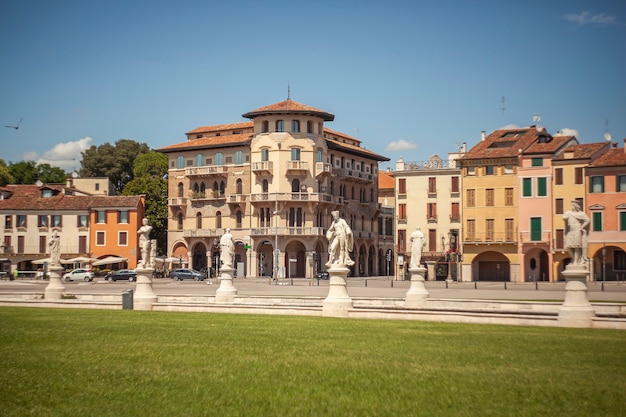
[170,268,204,281]
[62,268,94,282]
[105,269,137,282]
[315,270,330,280]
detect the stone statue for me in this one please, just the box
[409,227,425,269]
[48,231,61,266]
[137,218,153,268]
[563,200,589,266]
[220,228,235,268]
[326,210,354,267]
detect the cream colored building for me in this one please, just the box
[157,98,389,279]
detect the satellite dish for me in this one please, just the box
[35,180,43,187]
[71,171,79,178]
[604,132,612,141]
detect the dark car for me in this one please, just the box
[315,270,330,280]
[105,269,137,282]
[170,268,204,281]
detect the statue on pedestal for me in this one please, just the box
[48,231,61,266]
[563,201,589,267]
[137,218,153,268]
[326,210,354,267]
[220,228,235,268]
[409,227,425,269]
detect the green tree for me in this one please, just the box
[122,152,169,256]
[36,163,67,183]
[0,159,14,186]
[80,139,150,193]
[8,161,38,184]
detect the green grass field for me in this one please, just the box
[0,307,624,417]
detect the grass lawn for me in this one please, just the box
[0,307,624,417]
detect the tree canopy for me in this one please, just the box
[7,161,67,184]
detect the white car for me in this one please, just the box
[62,268,95,282]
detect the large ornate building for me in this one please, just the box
[157,98,389,279]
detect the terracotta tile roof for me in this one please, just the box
[378,171,395,189]
[459,127,545,160]
[524,135,576,154]
[156,133,253,152]
[554,142,611,161]
[323,128,362,144]
[325,136,390,162]
[242,99,335,121]
[588,143,626,167]
[186,121,253,135]
[0,184,142,211]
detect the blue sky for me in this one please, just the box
[1,0,625,172]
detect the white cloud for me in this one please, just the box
[555,128,579,138]
[500,124,521,130]
[23,137,93,172]
[385,139,418,152]
[564,11,616,25]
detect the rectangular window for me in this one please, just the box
[118,231,128,246]
[555,198,564,215]
[531,157,543,167]
[118,211,129,224]
[291,120,300,133]
[505,188,514,206]
[504,165,514,174]
[398,230,406,253]
[574,167,583,184]
[555,229,564,249]
[618,175,626,192]
[398,203,407,220]
[466,219,475,241]
[592,212,603,232]
[39,236,46,254]
[451,202,460,220]
[38,215,48,227]
[51,215,62,227]
[428,229,437,252]
[555,168,563,185]
[398,178,406,194]
[485,165,494,175]
[4,236,11,252]
[486,219,494,241]
[18,236,24,253]
[466,189,475,207]
[427,203,437,219]
[467,166,475,176]
[96,211,106,224]
[79,236,87,254]
[537,177,547,197]
[96,231,105,246]
[77,215,88,228]
[505,219,514,242]
[428,177,436,194]
[530,217,542,241]
[451,176,459,193]
[290,148,301,161]
[17,215,26,227]
[486,189,494,206]
[261,148,269,162]
[590,176,604,193]
[522,178,532,197]
[620,212,626,231]
[615,250,626,270]
[5,215,12,229]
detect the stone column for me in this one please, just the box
[558,267,595,328]
[215,266,237,303]
[322,265,353,317]
[44,265,65,300]
[405,266,429,308]
[134,267,157,310]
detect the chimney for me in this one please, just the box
[624,138,626,153]
[481,131,486,141]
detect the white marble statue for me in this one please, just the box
[48,231,61,266]
[220,228,235,268]
[563,200,589,266]
[326,210,354,267]
[137,217,153,268]
[409,227,426,269]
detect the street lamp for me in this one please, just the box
[273,210,279,283]
[602,243,606,289]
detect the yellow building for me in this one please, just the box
[157,98,389,279]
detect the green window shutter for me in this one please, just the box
[530,217,542,241]
[531,158,543,167]
[523,178,532,197]
[620,212,626,231]
[537,177,547,196]
[592,212,603,232]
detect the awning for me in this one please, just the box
[92,256,128,266]
[32,257,69,265]
[64,256,96,264]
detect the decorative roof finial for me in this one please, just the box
[287,83,291,100]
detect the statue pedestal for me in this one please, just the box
[45,266,65,300]
[215,266,237,303]
[323,265,353,318]
[405,267,429,308]
[558,267,595,328]
[134,267,157,310]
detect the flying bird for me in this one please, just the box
[4,118,23,129]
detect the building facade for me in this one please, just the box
[157,98,389,279]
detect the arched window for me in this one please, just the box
[216,211,222,229]
[262,120,269,133]
[351,186,355,200]
[200,182,206,193]
[177,182,184,198]
[196,212,202,229]
[260,209,266,227]
[291,179,300,193]
[236,178,243,194]
[330,181,334,195]
[214,152,224,165]
[276,120,284,132]
[193,183,199,193]
[177,212,183,230]
[195,153,204,167]
[291,120,300,133]
[219,181,225,195]
[234,150,244,165]
[307,121,313,134]
[176,156,184,169]
[236,210,242,228]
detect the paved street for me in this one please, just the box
[2,277,626,303]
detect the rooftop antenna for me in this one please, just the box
[604,118,612,141]
[500,96,506,123]
[287,83,291,100]
[533,114,542,131]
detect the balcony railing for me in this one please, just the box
[334,168,373,183]
[285,161,309,172]
[251,227,325,237]
[168,197,189,206]
[250,192,334,204]
[252,161,273,175]
[519,231,551,244]
[315,162,332,177]
[186,166,228,177]
[463,232,516,244]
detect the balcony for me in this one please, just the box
[315,162,332,178]
[185,166,228,178]
[184,228,224,238]
[251,226,325,237]
[519,231,551,245]
[168,197,189,207]
[189,191,226,203]
[334,168,373,184]
[250,192,334,205]
[285,160,309,175]
[228,194,247,205]
[252,161,273,175]
[463,232,516,244]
